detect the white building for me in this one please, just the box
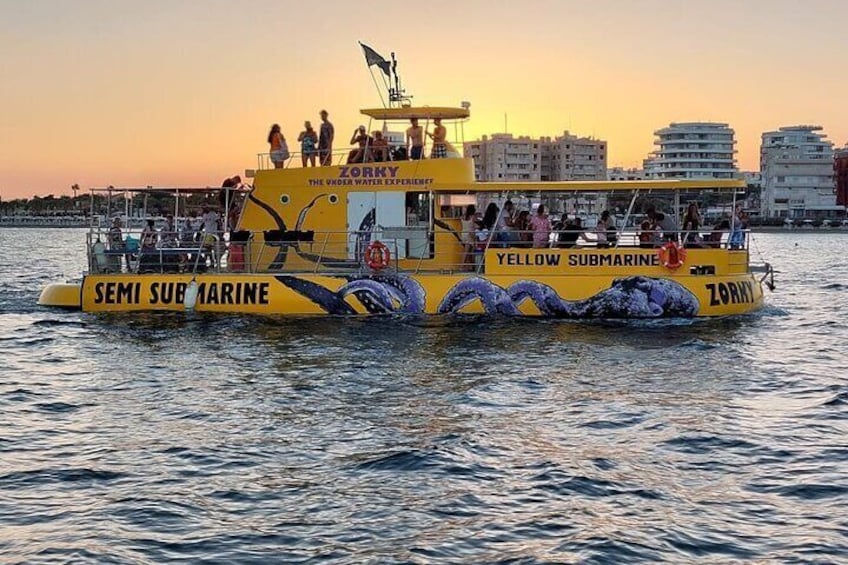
[741,171,762,213]
[551,132,607,181]
[464,132,606,182]
[645,122,737,179]
[760,125,840,219]
[464,134,542,181]
[607,167,646,181]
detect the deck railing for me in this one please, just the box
[84,226,753,276]
[256,143,462,171]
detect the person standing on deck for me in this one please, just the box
[682,203,703,245]
[298,121,319,167]
[318,110,335,166]
[267,125,289,168]
[160,215,178,248]
[201,206,220,267]
[657,211,679,242]
[530,205,552,248]
[108,217,127,272]
[460,204,477,271]
[729,205,747,249]
[407,118,424,160]
[428,118,447,158]
[495,199,515,247]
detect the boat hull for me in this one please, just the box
[39,271,764,317]
[38,283,82,309]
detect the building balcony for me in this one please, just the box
[652,157,736,164]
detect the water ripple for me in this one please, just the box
[0,229,846,562]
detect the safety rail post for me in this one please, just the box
[86,231,93,273]
[253,237,266,273]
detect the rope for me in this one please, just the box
[748,232,775,291]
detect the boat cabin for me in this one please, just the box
[83,106,753,279]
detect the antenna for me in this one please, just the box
[388,51,412,107]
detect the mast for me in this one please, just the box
[387,51,412,107]
[389,51,412,107]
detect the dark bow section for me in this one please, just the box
[437,276,699,318]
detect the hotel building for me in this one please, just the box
[760,126,840,219]
[645,122,737,179]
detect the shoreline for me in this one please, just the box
[2,224,847,233]
[0,224,89,228]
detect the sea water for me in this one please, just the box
[0,228,846,563]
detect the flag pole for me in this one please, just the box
[359,41,387,108]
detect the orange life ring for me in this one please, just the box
[365,240,391,270]
[657,241,686,270]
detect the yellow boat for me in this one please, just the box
[39,105,774,318]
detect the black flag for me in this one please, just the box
[359,42,391,77]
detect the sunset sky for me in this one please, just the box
[2,0,848,198]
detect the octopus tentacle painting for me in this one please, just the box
[276,275,699,318]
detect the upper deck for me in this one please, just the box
[254,102,745,194]
[255,155,743,195]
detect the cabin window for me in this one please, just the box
[406,192,431,225]
[406,191,432,259]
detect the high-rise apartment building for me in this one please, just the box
[463,131,607,182]
[464,134,542,181]
[832,145,848,209]
[760,125,840,219]
[645,122,737,179]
